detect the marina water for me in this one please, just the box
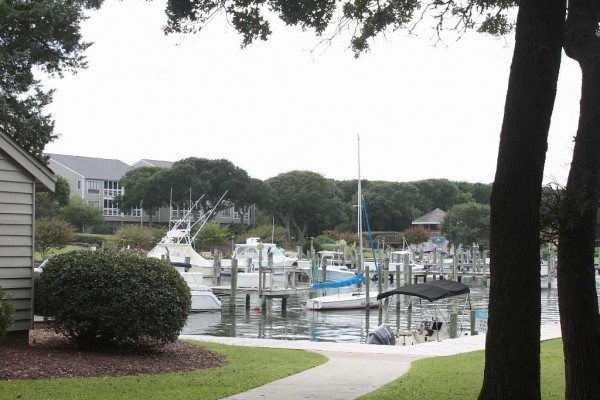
[181,275,595,343]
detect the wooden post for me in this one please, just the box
[396,258,401,332]
[380,257,390,325]
[482,250,488,287]
[470,310,478,335]
[548,250,554,289]
[365,266,370,335]
[405,258,412,285]
[452,253,458,281]
[230,258,238,310]
[311,250,318,284]
[245,293,250,310]
[450,312,458,338]
[268,252,274,290]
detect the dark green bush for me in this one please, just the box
[73,233,108,246]
[41,251,191,349]
[33,273,46,317]
[91,225,117,235]
[0,287,15,336]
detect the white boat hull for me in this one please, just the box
[178,271,222,311]
[190,290,222,311]
[304,291,380,311]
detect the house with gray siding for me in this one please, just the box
[0,129,56,338]
[47,154,155,225]
[47,154,255,228]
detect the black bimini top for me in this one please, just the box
[377,280,470,302]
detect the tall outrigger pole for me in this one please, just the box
[357,134,364,275]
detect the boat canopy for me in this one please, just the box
[376,280,470,302]
[312,273,364,289]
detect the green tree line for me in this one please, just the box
[118,157,492,242]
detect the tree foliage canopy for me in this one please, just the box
[264,170,343,241]
[119,166,167,215]
[165,0,516,55]
[36,176,70,220]
[35,218,76,259]
[362,181,422,231]
[0,0,103,159]
[441,202,490,247]
[60,197,103,232]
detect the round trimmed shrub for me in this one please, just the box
[0,287,15,336]
[41,251,191,349]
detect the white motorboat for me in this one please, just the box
[304,285,380,310]
[179,271,222,311]
[299,250,356,283]
[221,237,298,274]
[371,279,472,345]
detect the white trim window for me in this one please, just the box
[104,180,122,198]
[87,180,101,195]
[103,199,121,216]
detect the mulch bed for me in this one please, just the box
[0,328,227,381]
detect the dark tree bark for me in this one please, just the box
[479,0,565,398]
[558,1,600,398]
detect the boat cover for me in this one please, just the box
[312,273,364,289]
[376,279,470,302]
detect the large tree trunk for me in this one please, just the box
[558,2,600,398]
[479,0,565,398]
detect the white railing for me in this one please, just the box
[103,208,122,216]
[104,189,123,198]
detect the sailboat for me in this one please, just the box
[304,135,380,311]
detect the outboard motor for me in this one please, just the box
[367,324,396,345]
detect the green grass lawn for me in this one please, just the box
[358,339,565,400]
[0,341,327,400]
[0,338,567,400]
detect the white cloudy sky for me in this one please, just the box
[42,0,581,184]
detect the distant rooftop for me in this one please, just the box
[132,159,174,169]
[412,208,447,225]
[48,154,132,180]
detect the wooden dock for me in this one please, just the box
[211,285,312,313]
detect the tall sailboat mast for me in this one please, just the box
[357,134,364,274]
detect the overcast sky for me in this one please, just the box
[42,0,581,185]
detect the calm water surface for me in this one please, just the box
[181,275,597,343]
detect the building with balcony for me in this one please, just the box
[47,154,144,225]
[47,154,255,228]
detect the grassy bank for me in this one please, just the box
[358,339,565,400]
[0,341,327,400]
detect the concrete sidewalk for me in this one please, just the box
[179,322,562,400]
